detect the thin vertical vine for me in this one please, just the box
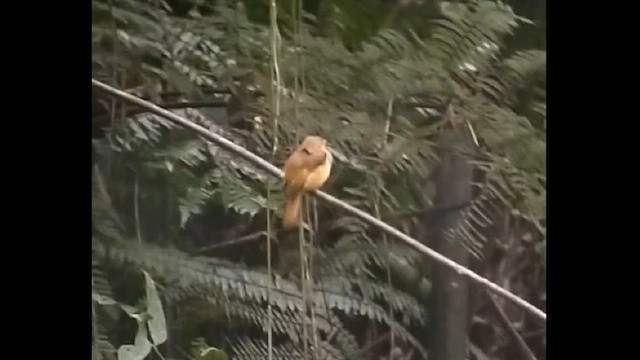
[293,0,301,144]
[305,197,320,360]
[293,0,316,358]
[374,98,396,359]
[384,99,396,359]
[266,187,273,360]
[269,0,281,157]
[298,215,310,359]
[267,1,282,359]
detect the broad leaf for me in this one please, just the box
[143,271,167,345]
[117,319,152,360]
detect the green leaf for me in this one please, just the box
[117,319,152,360]
[92,291,142,321]
[143,271,167,345]
[196,347,229,360]
[93,292,116,306]
[192,338,230,360]
[120,304,140,318]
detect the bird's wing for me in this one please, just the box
[284,167,309,196]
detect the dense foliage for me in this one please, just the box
[92,1,546,359]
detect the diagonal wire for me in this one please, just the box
[91,78,547,322]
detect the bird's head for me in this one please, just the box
[303,135,328,147]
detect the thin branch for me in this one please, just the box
[158,88,233,97]
[194,231,272,254]
[91,78,547,323]
[157,101,228,109]
[386,201,472,220]
[93,165,125,230]
[152,345,166,360]
[134,176,142,244]
[522,328,546,339]
[93,100,228,125]
[353,331,390,358]
[487,292,538,360]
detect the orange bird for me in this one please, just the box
[281,135,333,229]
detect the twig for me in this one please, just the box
[158,88,232,97]
[522,328,546,339]
[386,201,472,220]
[487,292,538,360]
[194,231,272,254]
[353,331,390,358]
[466,120,479,147]
[155,101,228,109]
[93,165,125,230]
[91,78,547,322]
[93,100,228,125]
[152,345,166,360]
[134,176,142,244]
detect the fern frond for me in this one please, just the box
[429,1,522,69]
[93,239,297,305]
[93,2,546,359]
[451,152,546,257]
[318,290,427,357]
[92,260,114,298]
[319,275,426,326]
[94,239,425,356]
[213,298,359,357]
[500,49,546,94]
[155,139,208,168]
[93,324,117,360]
[231,337,339,360]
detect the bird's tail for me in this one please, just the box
[282,191,303,230]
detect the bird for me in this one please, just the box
[281,135,333,230]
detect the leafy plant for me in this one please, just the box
[92,0,546,359]
[92,270,167,360]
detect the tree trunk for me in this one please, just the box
[427,125,475,360]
